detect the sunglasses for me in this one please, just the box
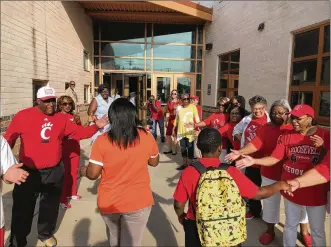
[219,104,225,107]
[62,102,73,106]
[183,98,190,101]
[171,93,177,95]
[70,84,75,86]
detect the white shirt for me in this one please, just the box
[0,136,17,228]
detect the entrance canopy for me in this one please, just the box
[79,1,212,24]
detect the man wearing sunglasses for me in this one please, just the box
[4,85,108,247]
[65,81,79,113]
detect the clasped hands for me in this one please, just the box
[225,150,299,196]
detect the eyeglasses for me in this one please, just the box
[62,102,73,106]
[271,112,287,117]
[253,106,265,112]
[230,112,240,116]
[219,104,225,107]
[183,98,190,101]
[171,93,177,95]
[41,98,56,104]
[70,84,75,86]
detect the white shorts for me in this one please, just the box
[261,176,308,224]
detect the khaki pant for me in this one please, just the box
[102,206,151,247]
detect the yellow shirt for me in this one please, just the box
[174,104,200,142]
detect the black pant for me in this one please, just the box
[245,167,262,217]
[10,164,64,247]
[183,219,202,247]
[183,219,242,247]
[180,138,194,159]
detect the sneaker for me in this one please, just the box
[245,211,254,220]
[163,151,172,154]
[68,195,82,200]
[259,232,275,245]
[42,236,57,247]
[60,202,71,209]
[301,234,312,247]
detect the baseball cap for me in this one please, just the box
[37,85,56,101]
[191,96,199,101]
[289,104,315,118]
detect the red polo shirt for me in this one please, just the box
[149,100,164,120]
[173,158,259,220]
[4,107,98,170]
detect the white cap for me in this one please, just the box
[37,85,56,100]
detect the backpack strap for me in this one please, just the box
[191,161,207,175]
[218,163,230,170]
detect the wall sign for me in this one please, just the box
[207,84,211,95]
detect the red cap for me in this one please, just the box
[289,104,315,118]
[191,96,199,101]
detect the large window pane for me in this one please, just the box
[156,77,171,104]
[197,46,203,59]
[290,91,313,107]
[101,43,145,57]
[93,23,99,40]
[196,74,201,90]
[94,71,99,87]
[198,26,203,44]
[219,79,228,88]
[220,54,229,71]
[230,51,240,70]
[146,44,151,57]
[153,24,196,44]
[319,91,330,117]
[99,22,145,42]
[153,60,195,72]
[197,61,202,73]
[177,77,191,96]
[94,57,99,69]
[153,45,196,59]
[94,42,99,55]
[291,60,317,85]
[294,29,319,58]
[321,57,330,85]
[217,91,227,99]
[101,58,145,70]
[324,25,330,53]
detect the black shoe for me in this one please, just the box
[172,152,177,155]
[176,165,186,170]
[161,137,165,143]
[163,151,172,154]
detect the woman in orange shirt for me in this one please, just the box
[80,98,159,247]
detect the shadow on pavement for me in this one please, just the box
[147,192,178,246]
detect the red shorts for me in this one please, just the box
[0,227,4,247]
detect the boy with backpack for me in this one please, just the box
[173,128,291,247]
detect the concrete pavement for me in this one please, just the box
[2,139,330,246]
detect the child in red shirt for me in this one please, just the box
[173,128,290,247]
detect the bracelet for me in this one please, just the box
[293,178,301,188]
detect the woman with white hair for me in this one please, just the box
[226,99,311,246]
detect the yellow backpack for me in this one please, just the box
[192,162,246,247]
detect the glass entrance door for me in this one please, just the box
[153,74,195,104]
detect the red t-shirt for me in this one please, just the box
[314,151,330,181]
[203,112,229,129]
[149,100,164,120]
[250,123,293,181]
[244,115,268,168]
[4,107,98,169]
[271,127,330,206]
[173,158,259,220]
[219,122,241,151]
[62,113,81,158]
[166,101,182,123]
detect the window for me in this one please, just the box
[84,50,90,71]
[218,50,240,100]
[32,79,48,106]
[290,22,330,124]
[84,85,90,103]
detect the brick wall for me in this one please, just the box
[202,1,330,108]
[0,1,93,117]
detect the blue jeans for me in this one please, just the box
[151,119,165,139]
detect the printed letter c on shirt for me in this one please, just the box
[40,122,53,141]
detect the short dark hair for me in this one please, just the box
[108,98,146,149]
[98,84,109,94]
[197,128,222,154]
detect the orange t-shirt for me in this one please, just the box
[89,129,159,214]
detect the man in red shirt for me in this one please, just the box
[4,85,108,247]
[173,128,290,247]
[145,95,165,142]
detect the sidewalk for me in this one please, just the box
[2,139,330,246]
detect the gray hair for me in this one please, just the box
[270,99,292,114]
